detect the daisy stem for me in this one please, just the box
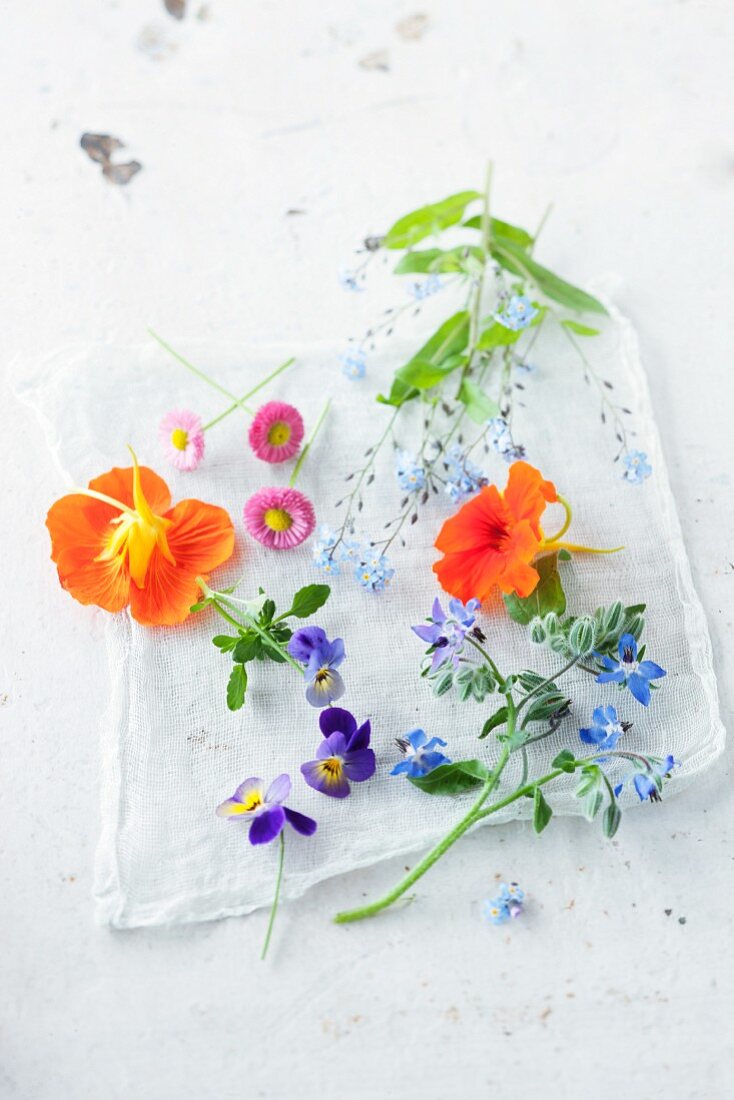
[202,357,296,430]
[261,832,285,961]
[289,398,332,488]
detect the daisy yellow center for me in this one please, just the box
[267,421,291,446]
[171,428,189,451]
[264,507,293,532]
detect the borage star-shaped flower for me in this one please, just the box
[596,632,666,706]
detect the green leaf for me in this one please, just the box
[557,548,572,561]
[457,378,499,424]
[378,311,470,407]
[479,706,508,739]
[492,239,607,315]
[476,322,522,351]
[409,759,489,796]
[503,553,566,626]
[561,319,600,336]
[394,245,484,275]
[260,598,276,624]
[533,788,553,833]
[463,215,535,250]
[525,691,570,724]
[397,355,468,391]
[212,634,239,652]
[603,800,622,839]
[552,749,577,773]
[584,789,604,821]
[233,634,262,664]
[226,664,248,711]
[383,191,482,250]
[288,583,331,619]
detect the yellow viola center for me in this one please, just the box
[321,757,342,777]
[267,421,291,446]
[241,792,262,813]
[171,427,189,451]
[93,449,176,588]
[264,507,293,532]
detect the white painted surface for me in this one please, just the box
[1,2,732,1097]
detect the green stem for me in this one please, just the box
[197,581,304,674]
[202,357,296,430]
[261,832,285,961]
[515,657,579,716]
[465,634,505,687]
[289,398,331,488]
[454,161,493,400]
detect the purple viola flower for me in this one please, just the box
[215,773,317,845]
[579,705,631,751]
[596,633,666,706]
[301,707,376,798]
[391,728,451,779]
[412,596,481,673]
[288,627,346,708]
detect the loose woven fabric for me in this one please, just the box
[16,296,724,928]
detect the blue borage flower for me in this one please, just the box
[341,347,367,380]
[391,728,451,778]
[408,274,443,301]
[395,449,426,493]
[496,294,538,331]
[287,626,346,707]
[412,595,480,673]
[579,704,631,751]
[596,632,666,706]
[614,754,679,802]
[443,444,487,504]
[484,882,525,925]
[216,774,317,845]
[621,449,652,486]
[301,707,376,798]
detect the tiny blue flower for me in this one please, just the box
[338,269,365,293]
[443,444,487,504]
[391,728,451,778]
[621,450,652,485]
[596,633,666,706]
[484,882,524,924]
[355,551,395,593]
[487,417,526,463]
[579,704,630,751]
[408,274,443,301]
[341,348,367,380]
[483,899,511,925]
[395,449,426,493]
[496,294,538,332]
[615,754,679,802]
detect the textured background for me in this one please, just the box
[1,1,733,1097]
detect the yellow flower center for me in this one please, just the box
[241,792,262,813]
[171,427,189,451]
[264,507,293,532]
[267,421,291,446]
[321,757,342,777]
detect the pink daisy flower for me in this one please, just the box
[248,401,304,464]
[243,487,316,550]
[159,409,205,472]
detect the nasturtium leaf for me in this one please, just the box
[458,378,499,424]
[551,749,577,773]
[561,319,600,337]
[503,553,566,625]
[288,583,331,619]
[378,311,470,407]
[603,800,622,839]
[394,245,484,275]
[409,759,489,796]
[476,322,522,351]
[533,787,553,833]
[462,215,535,250]
[226,664,248,711]
[557,548,572,561]
[479,706,508,739]
[491,240,607,315]
[383,191,482,250]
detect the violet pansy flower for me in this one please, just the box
[288,626,346,707]
[301,707,376,798]
[216,773,316,845]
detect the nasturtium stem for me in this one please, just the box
[289,398,332,488]
[261,832,285,961]
[543,495,573,543]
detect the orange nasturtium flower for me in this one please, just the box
[433,460,619,605]
[46,451,235,626]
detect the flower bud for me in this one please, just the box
[529,618,546,645]
[543,612,560,635]
[604,601,624,635]
[569,615,597,657]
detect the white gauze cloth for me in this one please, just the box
[15,298,724,928]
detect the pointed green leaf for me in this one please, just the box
[476,322,522,351]
[394,245,484,275]
[561,319,600,336]
[226,664,248,711]
[551,749,577,773]
[457,378,499,424]
[463,215,535,250]
[503,553,566,626]
[492,240,607,315]
[479,706,508,739]
[533,787,553,833]
[378,311,470,406]
[409,759,489,796]
[287,583,331,619]
[603,800,622,838]
[383,191,482,250]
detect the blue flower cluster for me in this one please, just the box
[496,294,538,331]
[395,449,426,493]
[484,883,525,925]
[340,347,367,381]
[443,443,487,504]
[487,416,525,463]
[408,274,443,301]
[312,526,394,592]
[621,449,652,486]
